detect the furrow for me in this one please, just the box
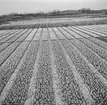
[0,29,26,53]
[0,29,19,43]
[60,27,107,87]
[67,26,107,51]
[24,28,43,105]
[32,29,56,105]
[56,27,107,104]
[0,28,33,66]
[52,28,86,105]
[65,27,107,62]
[48,28,64,105]
[81,26,107,36]
[1,28,40,105]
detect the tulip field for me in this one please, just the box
[0,23,107,105]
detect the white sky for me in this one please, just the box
[0,0,107,15]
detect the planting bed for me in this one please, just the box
[0,24,107,105]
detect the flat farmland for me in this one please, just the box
[0,24,107,105]
[0,17,107,30]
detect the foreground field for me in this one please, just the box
[0,24,107,105]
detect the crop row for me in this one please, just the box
[51,39,86,105]
[0,30,15,39]
[0,41,29,94]
[0,29,24,44]
[91,25,107,32]
[0,29,23,44]
[0,30,12,39]
[58,27,78,39]
[65,27,107,62]
[71,27,98,37]
[71,26,101,39]
[1,25,107,104]
[0,30,19,43]
[64,27,90,38]
[0,29,26,53]
[0,30,7,35]
[80,26,107,36]
[71,39,107,80]
[42,28,49,40]
[76,25,107,37]
[33,41,56,105]
[33,28,42,41]
[0,28,38,95]
[0,29,33,66]
[63,27,107,64]
[54,26,107,84]
[89,37,107,50]
[60,39,107,104]
[2,41,40,105]
[78,26,106,37]
[67,26,107,50]
[79,38,107,61]
[25,29,38,41]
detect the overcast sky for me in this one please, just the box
[0,0,107,15]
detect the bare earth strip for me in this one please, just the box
[60,27,107,87]
[24,28,43,105]
[48,28,64,105]
[0,28,39,105]
[53,28,94,105]
[0,40,31,105]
